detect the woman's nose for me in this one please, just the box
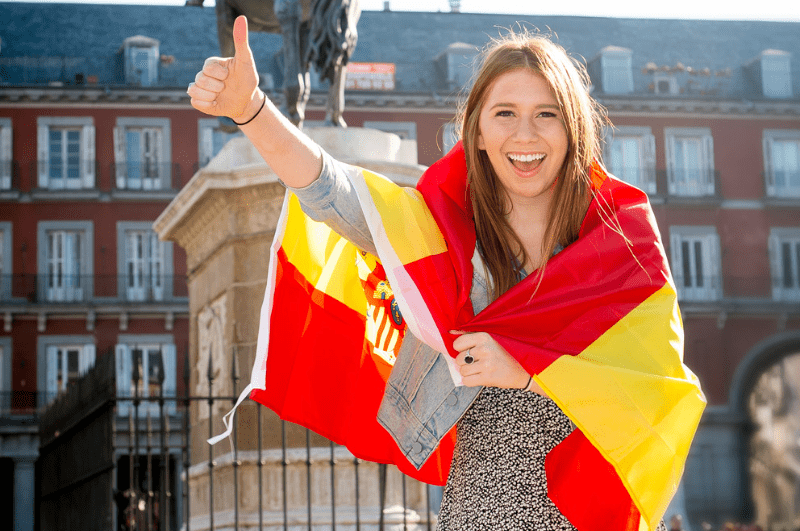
[514,117,539,140]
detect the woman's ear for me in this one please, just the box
[477,132,485,150]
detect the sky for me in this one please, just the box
[4,0,800,23]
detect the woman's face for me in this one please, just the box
[476,68,569,207]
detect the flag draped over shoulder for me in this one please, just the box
[248,142,706,531]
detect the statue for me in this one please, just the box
[187,0,361,128]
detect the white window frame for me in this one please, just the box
[37,221,93,303]
[198,118,243,167]
[600,47,633,95]
[0,118,11,190]
[665,127,715,197]
[670,226,721,302]
[763,129,800,198]
[604,126,657,194]
[36,117,95,190]
[760,51,792,99]
[115,336,177,417]
[0,337,11,412]
[769,228,800,301]
[114,117,171,191]
[0,222,10,301]
[117,222,173,302]
[437,43,478,90]
[37,336,95,405]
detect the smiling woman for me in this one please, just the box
[190,17,701,531]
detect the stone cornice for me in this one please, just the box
[3,86,800,117]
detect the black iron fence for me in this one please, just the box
[37,346,440,531]
[110,162,181,192]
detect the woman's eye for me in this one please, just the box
[539,111,557,118]
[496,110,514,117]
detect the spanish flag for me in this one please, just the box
[247,143,706,531]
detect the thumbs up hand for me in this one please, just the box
[188,15,261,122]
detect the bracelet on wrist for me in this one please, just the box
[232,91,266,126]
[520,375,533,391]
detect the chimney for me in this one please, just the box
[449,0,461,12]
[384,1,390,11]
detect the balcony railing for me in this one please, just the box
[0,274,188,304]
[0,390,53,416]
[111,162,180,192]
[0,160,20,192]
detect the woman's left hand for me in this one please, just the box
[451,331,545,395]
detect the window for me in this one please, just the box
[769,229,800,301]
[0,118,11,190]
[763,130,800,198]
[117,223,172,302]
[198,118,243,167]
[114,118,171,190]
[38,221,93,303]
[122,36,159,87]
[115,338,176,416]
[670,227,721,301]
[0,222,11,300]
[760,50,792,99]
[665,128,715,196]
[36,117,95,190]
[435,42,478,90]
[39,339,95,404]
[604,127,656,194]
[599,46,633,95]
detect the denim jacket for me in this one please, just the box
[286,150,485,469]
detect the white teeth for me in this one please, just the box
[508,153,545,162]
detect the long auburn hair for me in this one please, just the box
[456,31,608,300]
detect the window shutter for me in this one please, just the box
[768,232,781,299]
[0,125,11,186]
[643,134,656,194]
[709,233,721,299]
[160,344,176,413]
[665,134,676,195]
[153,128,164,189]
[115,344,131,416]
[200,125,214,167]
[113,126,127,189]
[37,124,50,187]
[80,344,96,376]
[763,134,775,197]
[703,134,715,195]
[46,345,58,400]
[669,230,683,297]
[82,124,95,188]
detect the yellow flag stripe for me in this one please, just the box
[536,284,705,529]
[362,169,448,264]
[282,195,366,314]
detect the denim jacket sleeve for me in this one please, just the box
[285,149,484,470]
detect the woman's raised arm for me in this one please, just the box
[187,15,322,188]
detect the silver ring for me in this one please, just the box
[464,349,474,364]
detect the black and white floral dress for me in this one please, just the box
[436,386,578,530]
[435,387,670,530]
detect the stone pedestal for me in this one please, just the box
[154,128,430,531]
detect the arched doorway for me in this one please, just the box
[732,333,800,531]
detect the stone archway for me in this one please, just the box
[731,332,800,531]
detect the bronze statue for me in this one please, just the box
[187,0,360,128]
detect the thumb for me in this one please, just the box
[232,15,254,65]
